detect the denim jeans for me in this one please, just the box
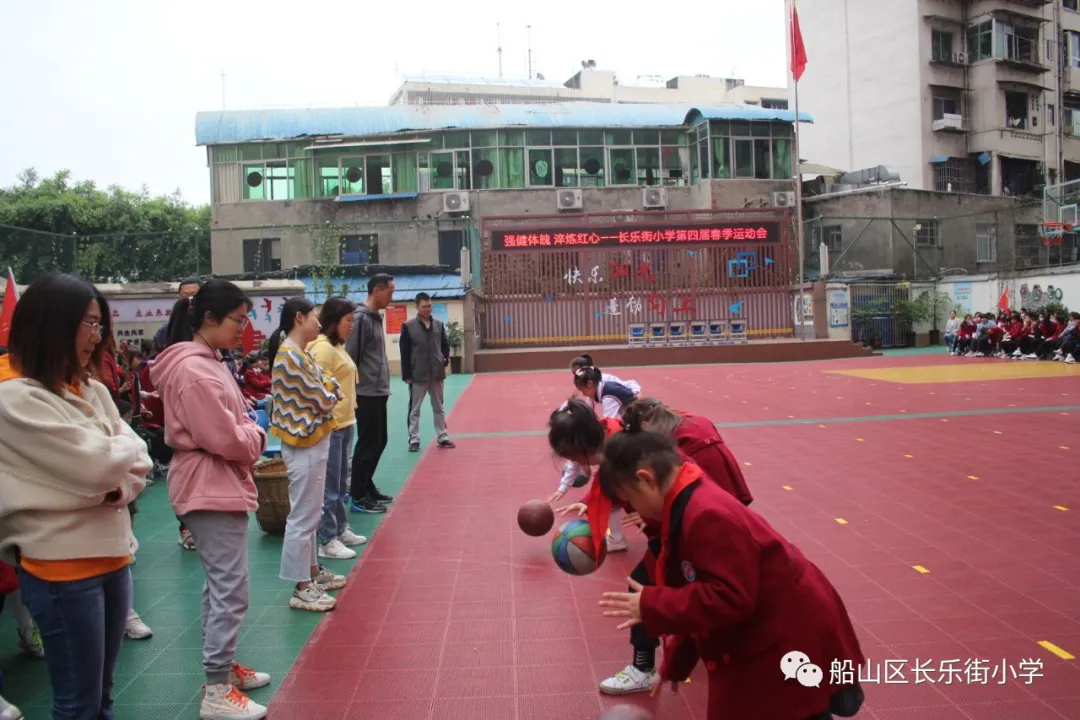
[318,426,352,545]
[944,333,956,352]
[18,565,131,720]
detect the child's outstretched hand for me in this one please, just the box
[650,679,680,697]
[546,489,567,504]
[556,502,587,517]
[622,511,647,530]
[599,578,644,630]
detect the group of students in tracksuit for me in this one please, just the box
[546,354,866,720]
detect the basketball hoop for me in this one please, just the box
[1039,221,1071,247]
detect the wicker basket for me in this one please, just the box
[252,458,290,535]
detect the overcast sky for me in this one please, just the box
[0,0,789,206]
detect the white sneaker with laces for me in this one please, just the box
[289,583,336,612]
[599,665,659,695]
[313,564,346,590]
[229,662,270,690]
[606,536,629,553]
[339,527,368,546]
[318,538,356,560]
[200,683,267,720]
[125,610,153,640]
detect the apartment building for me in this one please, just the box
[389,68,790,109]
[789,0,1080,197]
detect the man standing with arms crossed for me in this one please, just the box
[346,274,395,514]
[399,292,456,453]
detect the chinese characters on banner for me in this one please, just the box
[493,222,781,250]
[384,305,407,335]
[110,296,290,349]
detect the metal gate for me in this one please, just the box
[480,209,796,348]
[848,283,910,348]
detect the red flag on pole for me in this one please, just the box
[998,287,1010,311]
[790,3,808,82]
[0,267,19,346]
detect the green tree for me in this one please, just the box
[0,168,211,283]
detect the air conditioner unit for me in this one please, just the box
[772,191,796,207]
[642,187,667,209]
[955,52,966,64]
[557,188,583,211]
[442,191,470,213]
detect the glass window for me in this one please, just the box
[609,148,636,184]
[341,234,378,264]
[240,145,262,161]
[690,141,700,183]
[471,131,496,147]
[443,132,470,149]
[315,155,339,197]
[472,148,498,189]
[636,147,661,186]
[734,139,754,178]
[243,238,281,272]
[932,30,954,62]
[751,123,772,137]
[430,152,455,190]
[498,130,524,146]
[771,139,792,179]
[634,130,660,145]
[706,121,726,138]
[498,148,525,188]
[243,164,265,200]
[662,146,688,185]
[579,130,604,145]
[528,148,554,186]
[661,131,686,146]
[368,155,392,194]
[967,20,992,61]
[526,130,551,146]
[699,141,712,180]
[292,158,313,199]
[265,161,292,199]
[579,146,605,187]
[214,146,239,163]
[712,137,730,179]
[606,130,632,145]
[392,154,417,193]
[454,151,471,190]
[340,159,365,194]
[753,140,772,179]
[554,147,578,187]
[552,130,577,146]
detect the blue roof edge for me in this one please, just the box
[195,103,813,146]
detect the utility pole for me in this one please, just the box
[497,23,503,78]
[527,25,532,79]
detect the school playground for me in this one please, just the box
[2,349,1078,720]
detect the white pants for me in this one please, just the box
[280,436,331,582]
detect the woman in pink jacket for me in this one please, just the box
[152,279,270,720]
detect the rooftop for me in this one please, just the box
[195,102,812,146]
[400,73,568,89]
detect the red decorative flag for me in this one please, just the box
[790,3,808,82]
[998,287,1010,311]
[0,267,19,346]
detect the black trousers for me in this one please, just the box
[351,395,389,500]
[630,538,663,652]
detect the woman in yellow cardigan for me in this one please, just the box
[307,297,366,561]
[268,297,345,613]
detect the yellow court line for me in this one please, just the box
[835,518,848,525]
[912,565,931,574]
[968,475,980,480]
[1037,641,1075,660]
[782,485,793,491]
[1054,505,1069,512]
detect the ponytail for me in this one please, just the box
[268,296,316,360]
[166,279,249,348]
[165,298,195,347]
[623,397,683,438]
[569,352,595,372]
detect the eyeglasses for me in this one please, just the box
[228,315,250,330]
[81,321,103,337]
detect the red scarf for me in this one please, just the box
[654,463,704,588]
[582,417,625,560]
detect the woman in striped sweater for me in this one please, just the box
[268,297,346,613]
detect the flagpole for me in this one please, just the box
[791,0,806,339]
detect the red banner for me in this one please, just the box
[492,221,782,251]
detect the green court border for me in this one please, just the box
[0,374,473,718]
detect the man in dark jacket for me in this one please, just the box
[400,292,456,453]
[345,273,395,513]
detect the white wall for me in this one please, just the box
[789,0,926,185]
[937,267,1079,318]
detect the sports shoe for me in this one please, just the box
[606,537,629,553]
[229,662,271,691]
[599,665,659,695]
[408,442,420,452]
[339,527,368,546]
[17,624,43,658]
[0,694,23,720]
[179,527,196,551]
[289,584,336,612]
[437,439,456,449]
[1067,355,1077,364]
[200,683,267,719]
[318,539,356,560]
[313,565,346,590]
[125,610,153,640]
[351,498,387,514]
[372,490,394,504]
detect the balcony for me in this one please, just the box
[930,52,967,68]
[933,114,970,133]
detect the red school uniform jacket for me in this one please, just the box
[242,367,271,400]
[675,412,754,506]
[639,463,865,720]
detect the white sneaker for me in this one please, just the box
[289,583,336,612]
[0,694,23,720]
[313,564,346,590]
[318,539,356,560]
[229,662,271,691]
[125,610,153,640]
[599,665,659,695]
[606,536,629,553]
[1067,355,1077,364]
[1024,353,1038,359]
[200,683,267,719]
[339,527,368,546]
